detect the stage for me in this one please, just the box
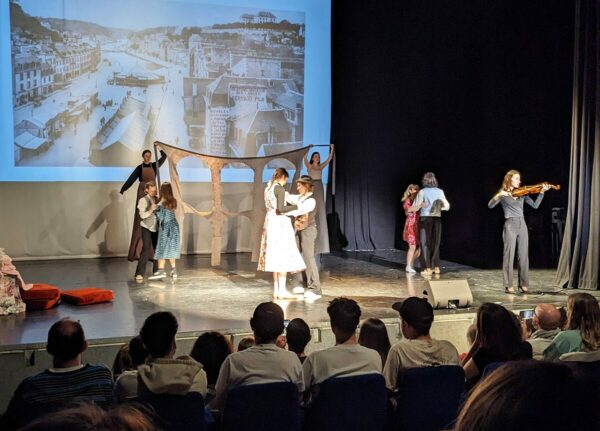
[0,251,579,350]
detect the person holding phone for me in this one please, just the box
[524,304,562,360]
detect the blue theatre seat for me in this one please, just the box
[138,391,206,431]
[305,373,388,431]
[393,365,465,431]
[221,381,301,431]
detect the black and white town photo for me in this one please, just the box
[10,0,305,167]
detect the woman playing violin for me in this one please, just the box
[488,170,550,294]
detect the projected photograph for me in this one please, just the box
[9,0,305,167]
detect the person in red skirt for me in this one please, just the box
[402,184,426,273]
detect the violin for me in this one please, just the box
[511,182,560,197]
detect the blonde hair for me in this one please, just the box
[499,169,520,192]
[402,184,419,201]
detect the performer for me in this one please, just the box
[488,170,550,294]
[258,168,306,299]
[120,148,167,261]
[287,176,322,300]
[402,184,424,274]
[134,182,158,281]
[413,172,450,276]
[304,144,334,254]
[149,183,181,280]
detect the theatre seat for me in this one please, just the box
[21,283,61,310]
[61,287,114,305]
[138,392,206,431]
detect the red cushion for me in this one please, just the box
[25,296,61,310]
[61,288,114,305]
[21,283,61,300]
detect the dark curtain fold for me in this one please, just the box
[556,0,600,289]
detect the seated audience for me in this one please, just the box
[383,298,460,389]
[2,318,113,430]
[459,323,477,362]
[303,298,381,394]
[18,402,159,431]
[358,318,391,367]
[112,342,133,380]
[286,318,312,364]
[190,331,233,404]
[210,302,304,410]
[462,303,532,387]
[114,335,148,402]
[544,292,600,361]
[526,304,562,360]
[237,336,255,352]
[454,361,599,430]
[137,311,208,397]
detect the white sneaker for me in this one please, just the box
[292,286,305,294]
[135,274,144,282]
[405,266,416,274]
[303,290,322,300]
[171,269,178,279]
[148,270,166,280]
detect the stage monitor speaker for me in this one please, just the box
[423,279,473,309]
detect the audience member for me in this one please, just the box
[383,298,460,389]
[303,298,381,395]
[525,304,562,360]
[210,302,304,410]
[138,312,208,397]
[112,343,133,379]
[454,361,599,431]
[459,323,477,362]
[114,335,148,402]
[190,331,233,404]
[358,318,391,367]
[2,318,113,430]
[462,303,532,387]
[237,336,255,352]
[286,318,312,364]
[18,403,159,431]
[544,293,600,360]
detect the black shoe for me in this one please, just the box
[504,287,516,294]
[518,286,528,294]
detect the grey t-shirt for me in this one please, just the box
[383,338,460,389]
[488,193,544,218]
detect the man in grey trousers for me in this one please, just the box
[287,176,322,300]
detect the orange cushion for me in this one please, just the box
[21,283,61,300]
[25,296,61,310]
[61,288,114,305]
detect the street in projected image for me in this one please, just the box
[10,0,305,168]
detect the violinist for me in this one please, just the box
[488,170,550,294]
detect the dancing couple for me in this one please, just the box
[258,168,321,300]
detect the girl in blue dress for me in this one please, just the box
[149,182,180,280]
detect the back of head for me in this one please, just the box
[422,172,438,188]
[46,318,86,363]
[358,318,391,363]
[250,302,284,344]
[455,361,598,431]
[190,332,233,386]
[477,303,521,358]
[327,297,361,342]
[394,297,434,337]
[286,318,311,354]
[237,336,255,352]
[567,292,600,351]
[534,304,561,331]
[140,312,178,358]
[112,344,133,376]
[272,167,289,181]
[129,335,148,367]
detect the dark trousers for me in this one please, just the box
[420,217,442,269]
[502,217,529,287]
[293,225,321,293]
[135,227,158,276]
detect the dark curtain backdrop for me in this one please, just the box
[556,0,600,290]
[331,0,574,268]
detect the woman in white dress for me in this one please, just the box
[258,168,306,299]
[304,144,334,254]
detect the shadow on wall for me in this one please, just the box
[85,190,128,255]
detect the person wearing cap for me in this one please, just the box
[383,297,460,390]
[286,175,322,300]
[303,298,381,397]
[209,302,304,410]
